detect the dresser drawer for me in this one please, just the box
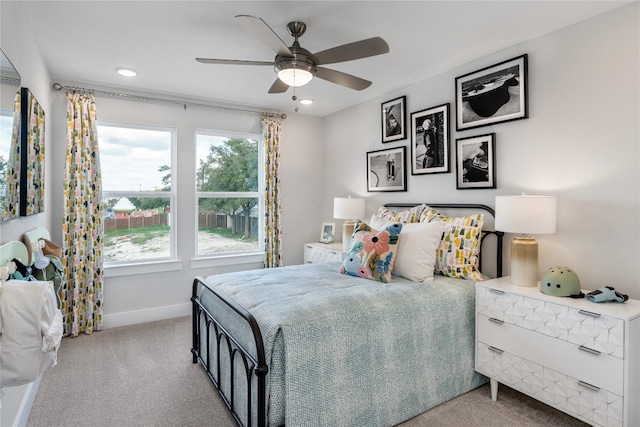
[477,341,624,427]
[477,286,625,358]
[477,314,624,395]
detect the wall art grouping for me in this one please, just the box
[372,53,527,191]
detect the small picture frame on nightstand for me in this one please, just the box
[320,222,335,243]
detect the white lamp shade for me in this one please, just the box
[495,195,557,234]
[333,197,365,220]
[277,68,313,87]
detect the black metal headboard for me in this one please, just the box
[383,203,504,278]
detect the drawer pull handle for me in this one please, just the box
[578,309,601,318]
[488,317,504,325]
[489,288,505,295]
[579,345,601,356]
[488,346,503,354]
[578,381,600,392]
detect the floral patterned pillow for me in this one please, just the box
[420,209,484,280]
[375,204,428,223]
[340,221,402,283]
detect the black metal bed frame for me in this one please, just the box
[191,203,504,427]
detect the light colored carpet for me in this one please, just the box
[27,316,587,427]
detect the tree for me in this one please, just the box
[197,138,258,239]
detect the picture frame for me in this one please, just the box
[381,96,406,143]
[455,54,528,131]
[367,146,407,192]
[410,103,450,175]
[320,222,336,243]
[455,133,496,189]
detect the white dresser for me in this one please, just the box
[476,277,640,427]
[303,242,346,264]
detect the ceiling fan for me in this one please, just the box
[196,15,390,94]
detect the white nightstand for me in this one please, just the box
[303,242,346,264]
[475,276,640,427]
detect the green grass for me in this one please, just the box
[104,225,169,248]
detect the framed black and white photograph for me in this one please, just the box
[367,146,407,192]
[320,222,335,243]
[455,54,528,131]
[455,133,495,189]
[381,96,406,143]
[410,103,450,175]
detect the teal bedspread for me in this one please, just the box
[200,262,486,427]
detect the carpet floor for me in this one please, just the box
[27,316,587,427]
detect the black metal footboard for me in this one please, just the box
[191,276,268,427]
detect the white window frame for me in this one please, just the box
[98,120,178,274]
[194,129,265,261]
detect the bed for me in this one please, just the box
[191,203,504,427]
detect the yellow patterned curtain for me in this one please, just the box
[262,114,282,268]
[3,90,21,220]
[62,91,103,337]
[24,89,45,215]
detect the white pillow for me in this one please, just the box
[369,215,444,282]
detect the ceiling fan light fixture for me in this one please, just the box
[275,57,315,87]
[277,68,313,87]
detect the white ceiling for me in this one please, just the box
[18,0,630,117]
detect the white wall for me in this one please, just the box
[0,1,52,242]
[323,3,640,298]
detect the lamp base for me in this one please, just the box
[342,220,356,252]
[510,236,538,287]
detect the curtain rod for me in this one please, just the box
[51,82,286,119]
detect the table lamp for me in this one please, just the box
[333,197,365,251]
[495,194,557,287]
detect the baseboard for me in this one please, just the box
[1,375,42,427]
[103,302,191,329]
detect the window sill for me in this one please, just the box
[190,252,264,270]
[104,259,183,278]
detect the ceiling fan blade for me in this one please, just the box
[235,15,293,57]
[315,67,372,91]
[268,78,290,94]
[313,37,389,65]
[196,58,274,66]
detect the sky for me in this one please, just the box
[98,124,235,192]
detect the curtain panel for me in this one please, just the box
[24,90,45,215]
[62,91,104,336]
[262,114,282,268]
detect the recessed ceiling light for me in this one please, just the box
[299,99,314,105]
[116,67,137,77]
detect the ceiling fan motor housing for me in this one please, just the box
[274,44,317,84]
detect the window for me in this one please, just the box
[196,130,264,257]
[98,122,175,264]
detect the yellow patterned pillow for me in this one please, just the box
[375,204,428,223]
[421,209,484,280]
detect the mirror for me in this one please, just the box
[20,87,45,216]
[0,48,21,221]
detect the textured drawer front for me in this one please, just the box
[477,342,624,427]
[477,286,624,358]
[477,315,623,395]
[304,245,343,263]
